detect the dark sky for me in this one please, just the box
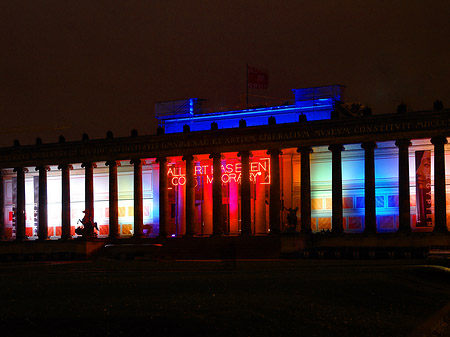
[1,1,449,147]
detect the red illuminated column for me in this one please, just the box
[238,151,252,235]
[431,136,448,232]
[58,164,73,240]
[106,160,120,238]
[183,155,195,236]
[361,142,377,233]
[395,139,411,232]
[267,149,282,234]
[36,166,49,240]
[298,146,312,233]
[81,162,96,225]
[157,157,169,237]
[210,153,223,236]
[328,144,345,234]
[131,159,144,238]
[0,172,4,241]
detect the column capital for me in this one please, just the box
[209,153,223,160]
[130,158,145,165]
[182,154,194,162]
[297,146,313,154]
[237,151,252,158]
[267,148,282,156]
[13,167,29,173]
[57,164,73,170]
[155,156,167,164]
[395,139,412,147]
[361,141,377,150]
[81,162,97,169]
[35,166,51,172]
[328,144,345,152]
[431,136,448,146]
[105,160,121,167]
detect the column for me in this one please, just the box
[36,166,49,240]
[267,149,282,234]
[298,146,312,233]
[131,159,144,238]
[81,162,96,224]
[238,151,251,235]
[58,164,73,240]
[210,153,223,235]
[395,140,411,232]
[0,172,4,240]
[106,160,120,238]
[14,167,27,241]
[328,144,345,234]
[157,157,169,237]
[183,155,195,236]
[431,136,448,232]
[361,142,377,233]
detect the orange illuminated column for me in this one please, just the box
[395,139,411,232]
[13,167,27,241]
[58,164,73,240]
[183,155,195,236]
[131,158,144,238]
[298,146,312,233]
[268,149,282,234]
[210,153,223,236]
[0,172,4,240]
[36,166,49,240]
[82,162,95,224]
[361,142,377,233]
[157,157,169,237]
[239,151,251,235]
[431,136,448,232]
[328,144,344,234]
[106,160,120,238]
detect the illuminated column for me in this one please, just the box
[210,153,223,236]
[361,142,377,233]
[106,160,120,238]
[238,151,252,235]
[267,149,282,234]
[81,162,96,223]
[36,166,49,240]
[431,136,448,232]
[395,139,412,232]
[131,159,144,238]
[183,155,195,236]
[298,146,312,233]
[14,167,27,241]
[58,164,73,240]
[328,144,345,234]
[0,172,4,240]
[157,157,169,237]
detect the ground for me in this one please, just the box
[0,259,449,337]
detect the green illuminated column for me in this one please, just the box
[361,142,377,234]
[328,144,345,234]
[395,139,411,232]
[238,151,252,235]
[298,146,312,233]
[431,136,448,232]
[157,157,169,237]
[267,149,282,234]
[36,166,49,240]
[58,164,73,240]
[183,155,195,236]
[106,160,120,239]
[210,153,223,236]
[131,159,144,238]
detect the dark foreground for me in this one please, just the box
[0,259,449,337]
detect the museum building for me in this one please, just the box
[0,85,449,244]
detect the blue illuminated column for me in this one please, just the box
[431,136,448,232]
[131,158,144,238]
[267,149,282,234]
[238,151,252,235]
[13,167,27,241]
[210,153,223,236]
[361,142,377,233]
[58,164,73,240]
[183,155,195,236]
[395,139,411,232]
[298,146,312,233]
[157,157,169,237]
[106,160,120,239]
[328,144,345,234]
[0,172,4,241]
[36,166,49,240]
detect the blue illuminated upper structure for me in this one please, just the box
[155,85,344,133]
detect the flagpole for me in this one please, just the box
[246,63,249,109]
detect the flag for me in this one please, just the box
[247,65,268,90]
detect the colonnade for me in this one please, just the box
[1,136,448,241]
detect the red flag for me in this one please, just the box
[247,65,268,90]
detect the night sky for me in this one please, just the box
[1,1,449,147]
